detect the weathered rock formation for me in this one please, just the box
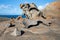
[0,2,60,40]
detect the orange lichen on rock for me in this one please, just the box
[46,15,53,21]
[51,2,60,7]
[17,16,24,23]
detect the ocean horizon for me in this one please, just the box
[0,15,26,18]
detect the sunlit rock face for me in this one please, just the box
[20,3,45,20]
[43,2,60,17]
[19,2,60,34]
[42,2,60,34]
[43,2,60,26]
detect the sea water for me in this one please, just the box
[0,15,26,18]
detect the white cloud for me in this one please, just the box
[38,3,49,10]
[38,6,45,10]
[24,1,29,3]
[0,4,23,15]
[0,4,11,9]
[8,8,23,15]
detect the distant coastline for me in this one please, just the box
[0,15,20,18]
[0,15,26,18]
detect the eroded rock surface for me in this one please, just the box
[0,2,60,40]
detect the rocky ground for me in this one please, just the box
[0,17,10,22]
[0,16,60,40]
[0,2,60,40]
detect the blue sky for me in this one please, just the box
[0,0,56,15]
